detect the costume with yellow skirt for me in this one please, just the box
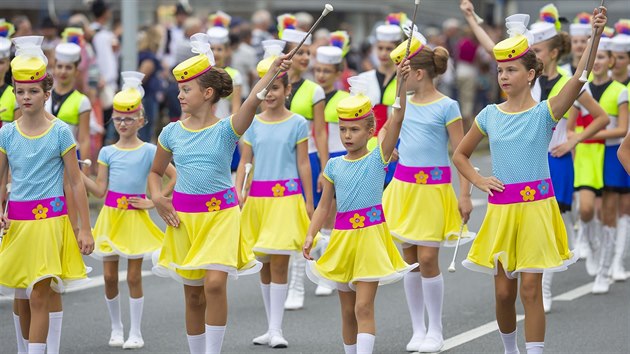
[306,78,416,291]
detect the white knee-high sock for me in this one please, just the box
[46,311,63,354]
[422,274,444,339]
[105,295,124,333]
[260,282,271,326]
[269,282,288,333]
[187,333,205,354]
[525,341,544,354]
[28,343,46,354]
[343,343,357,354]
[204,325,225,354]
[128,297,144,339]
[13,313,28,354]
[356,333,375,354]
[500,329,520,354]
[403,272,426,339]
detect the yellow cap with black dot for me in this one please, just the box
[113,71,145,113]
[11,36,47,83]
[172,33,215,83]
[337,76,372,121]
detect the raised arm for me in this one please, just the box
[380,60,410,160]
[460,0,496,55]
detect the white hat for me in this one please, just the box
[611,35,630,52]
[530,22,557,45]
[262,39,285,58]
[376,24,402,42]
[281,28,312,45]
[598,37,614,51]
[55,42,81,63]
[570,23,591,37]
[0,37,10,59]
[316,46,343,65]
[207,27,229,45]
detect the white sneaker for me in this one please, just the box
[405,334,425,352]
[611,263,628,281]
[108,330,125,347]
[284,289,304,310]
[315,284,334,296]
[122,336,144,349]
[592,274,611,294]
[268,331,288,348]
[252,332,269,345]
[585,248,599,276]
[417,336,443,353]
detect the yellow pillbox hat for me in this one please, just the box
[257,40,286,78]
[390,31,426,64]
[493,14,532,62]
[172,33,215,83]
[337,76,372,121]
[113,71,145,113]
[11,36,47,83]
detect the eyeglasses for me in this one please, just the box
[112,117,138,125]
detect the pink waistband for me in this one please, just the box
[172,188,238,213]
[335,205,385,230]
[8,196,67,221]
[394,164,452,184]
[488,178,555,205]
[249,179,302,198]
[105,191,146,210]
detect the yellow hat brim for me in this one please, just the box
[10,56,47,83]
[493,35,530,62]
[113,89,143,113]
[173,54,212,83]
[390,38,424,64]
[337,94,372,120]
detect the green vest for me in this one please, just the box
[549,73,571,119]
[382,78,397,106]
[0,84,16,122]
[598,80,626,117]
[290,79,319,120]
[224,66,238,99]
[324,90,350,123]
[56,90,87,126]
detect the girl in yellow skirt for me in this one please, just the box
[453,9,606,354]
[236,39,313,348]
[81,71,176,349]
[382,34,472,353]
[0,36,94,354]
[303,68,416,354]
[148,32,291,354]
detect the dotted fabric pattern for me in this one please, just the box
[243,114,309,181]
[475,101,557,184]
[158,118,239,194]
[323,146,388,212]
[0,119,76,201]
[98,143,157,194]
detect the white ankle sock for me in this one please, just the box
[128,297,144,339]
[260,282,271,326]
[46,311,63,354]
[187,333,205,354]
[105,295,124,333]
[205,325,226,354]
[500,329,519,354]
[343,342,357,354]
[422,274,444,339]
[525,341,544,354]
[13,313,27,354]
[28,343,46,354]
[269,282,288,333]
[356,333,375,354]
[403,272,426,339]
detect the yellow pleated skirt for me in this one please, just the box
[383,179,475,247]
[92,206,164,260]
[241,194,309,258]
[153,207,261,286]
[463,198,577,278]
[0,215,89,297]
[306,222,417,291]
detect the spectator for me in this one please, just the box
[454,27,479,131]
[295,12,314,32]
[163,2,191,69]
[137,25,163,143]
[40,17,60,71]
[251,9,273,61]
[11,15,32,37]
[230,26,257,99]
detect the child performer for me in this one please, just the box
[303,68,417,354]
[382,32,472,353]
[82,71,176,349]
[0,20,18,125]
[236,39,313,348]
[453,9,606,354]
[149,33,290,354]
[0,35,94,354]
[277,14,327,310]
[559,12,593,76]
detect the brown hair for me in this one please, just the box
[519,50,544,86]
[196,67,233,103]
[41,74,54,91]
[409,46,449,78]
[546,32,571,62]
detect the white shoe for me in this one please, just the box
[268,331,288,348]
[122,336,144,349]
[108,330,125,347]
[252,332,269,345]
[611,262,628,281]
[417,336,443,353]
[284,290,304,310]
[315,284,334,296]
[405,334,425,352]
[585,248,599,276]
[592,273,611,294]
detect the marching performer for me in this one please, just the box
[382,31,472,352]
[0,19,18,126]
[149,32,289,354]
[81,71,175,349]
[236,40,313,348]
[453,8,606,354]
[303,68,416,354]
[559,12,592,76]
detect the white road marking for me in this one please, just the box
[472,198,487,207]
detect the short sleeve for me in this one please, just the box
[312,84,325,105]
[243,124,255,146]
[474,107,488,136]
[0,125,8,154]
[444,99,463,126]
[544,100,559,124]
[97,146,110,166]
[295,117,309,145]
[619,88,629,105]
[79,96,92,114]
[158,123,174,152]
[223,117,241,141]
[374,145,389,166]
[323,158,334,183]
[58,123,77,156]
